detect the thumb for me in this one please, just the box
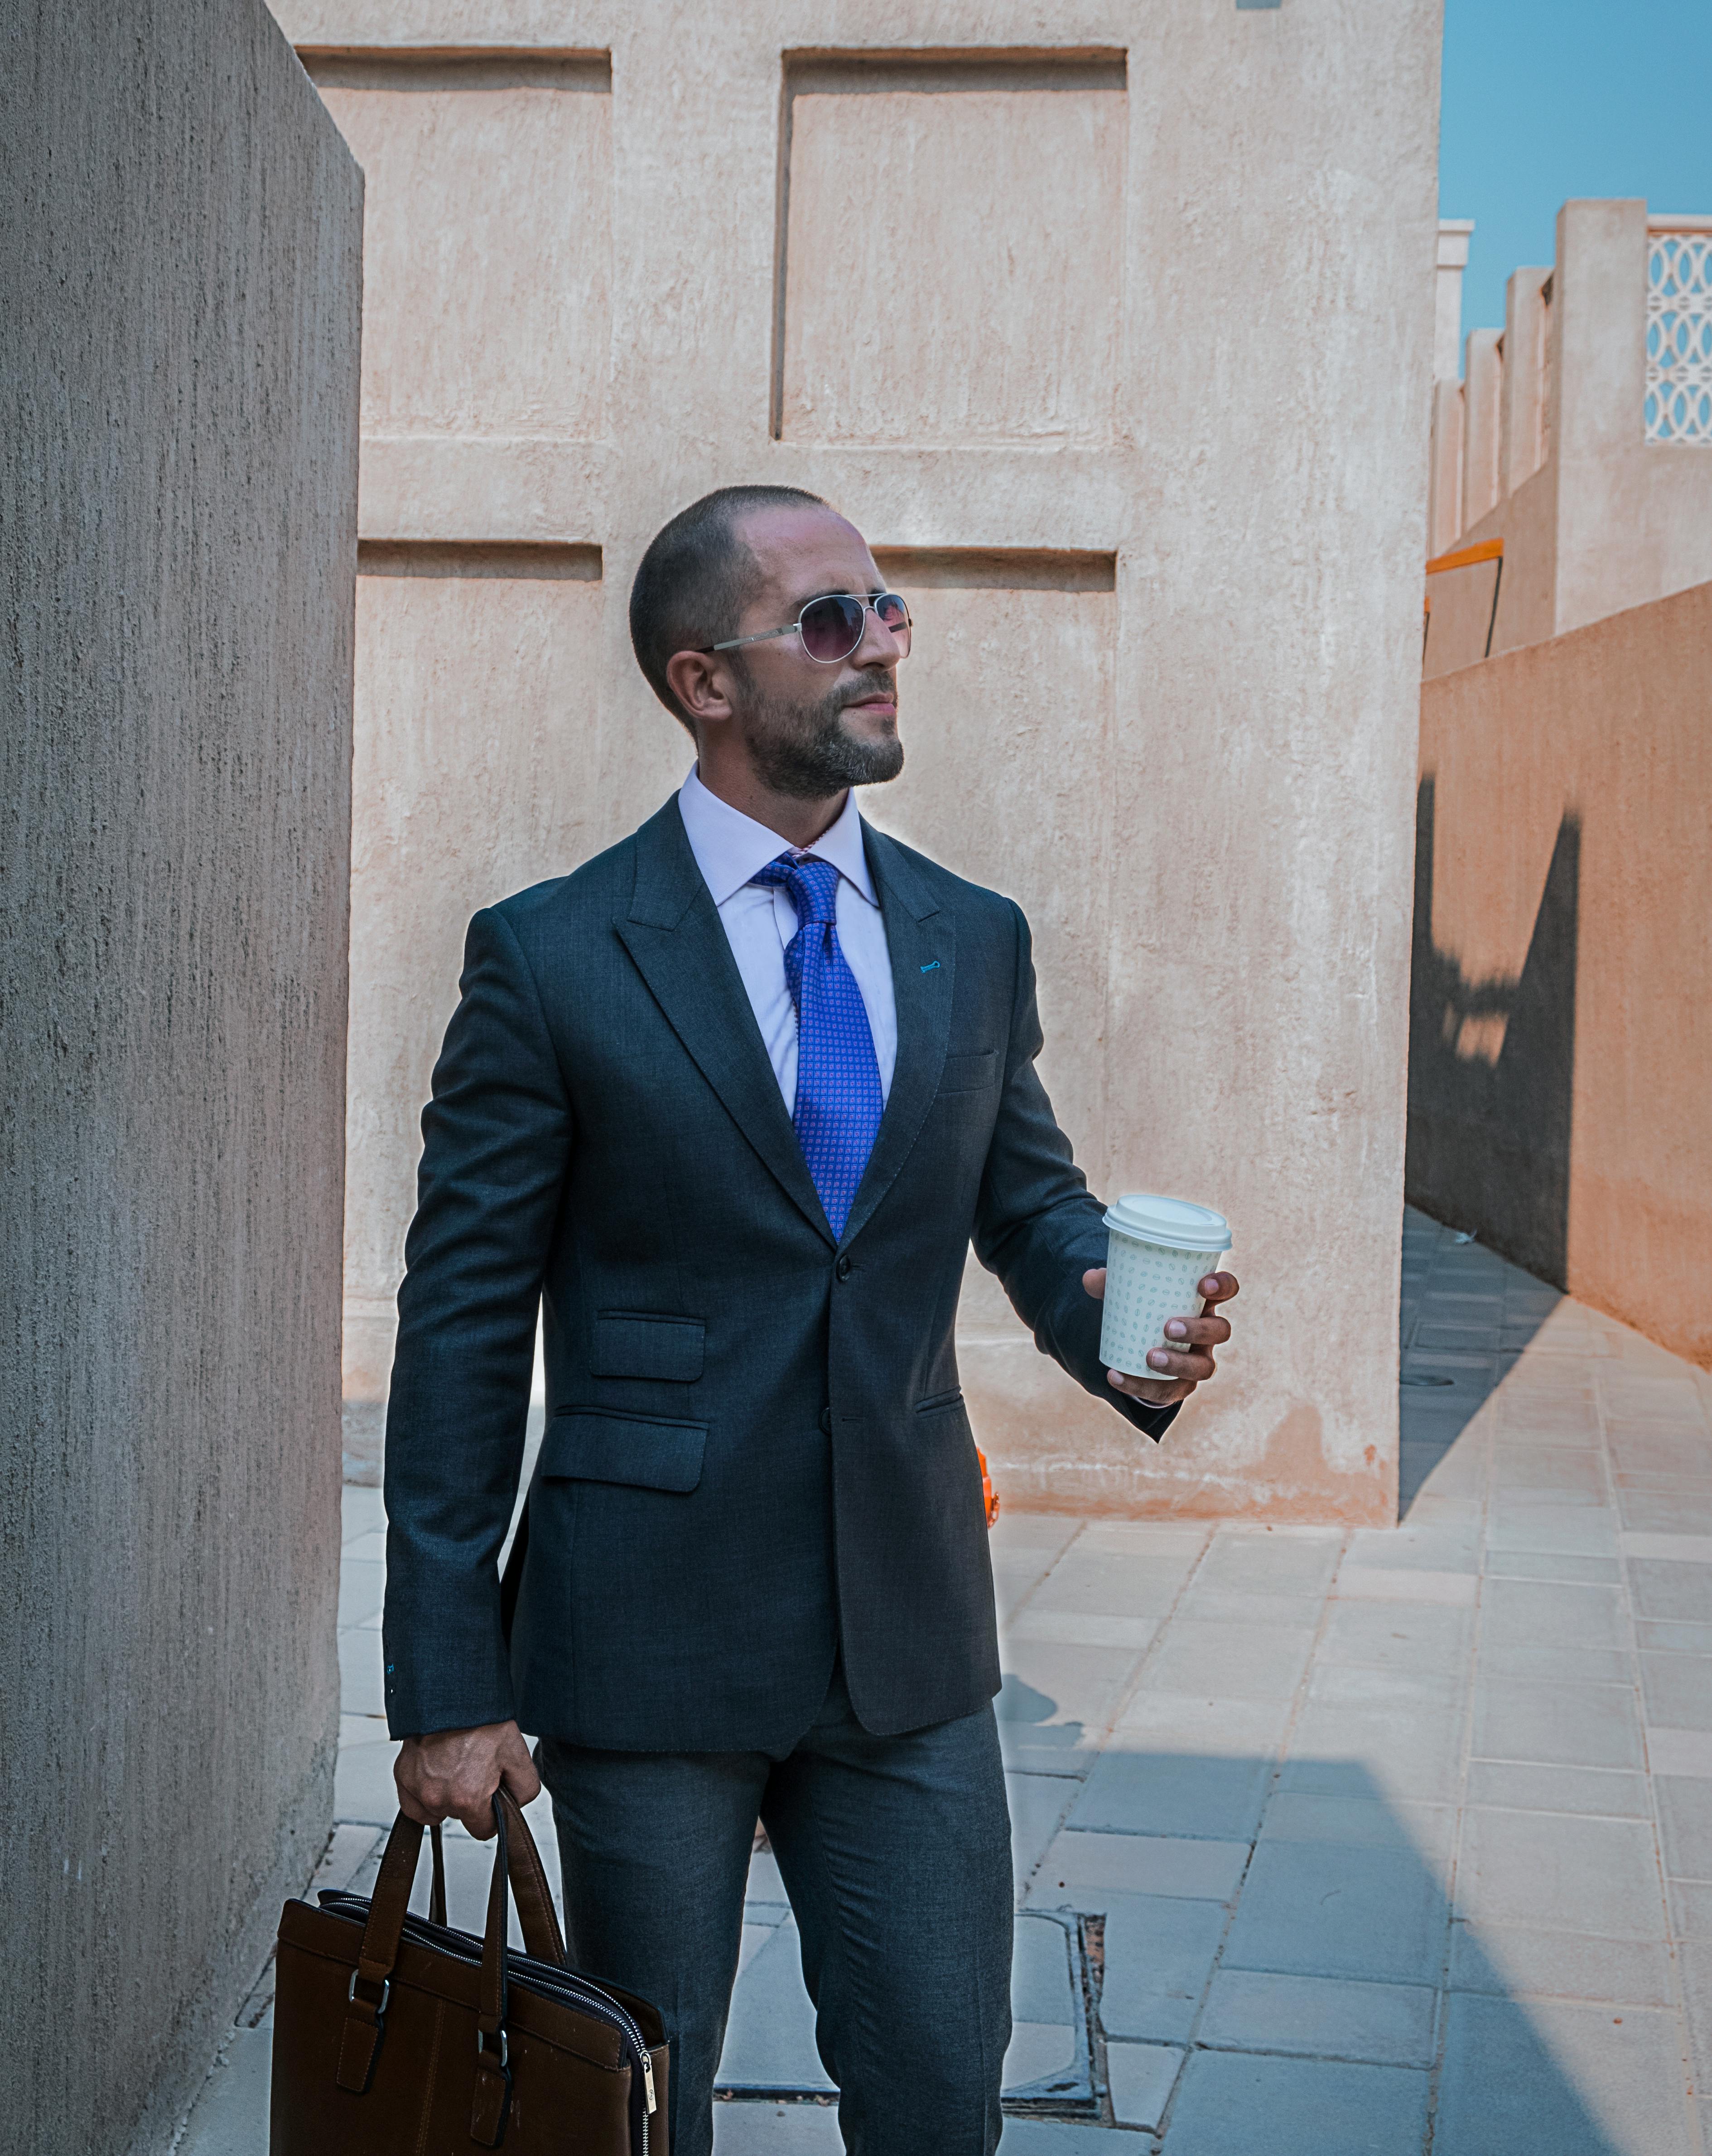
[1082,1267,1107,1300]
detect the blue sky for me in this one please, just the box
[1440,0,1712,346]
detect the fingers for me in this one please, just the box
[1082,1267,1107,1300]
[1199,1271,1239,1306]
[1162,1313,1232,1350]
[1108,1366,1192,1406]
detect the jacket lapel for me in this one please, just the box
[614,799,835,1246]
[839,824,954,1249]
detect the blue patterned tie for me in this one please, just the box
[751,852,884,1238]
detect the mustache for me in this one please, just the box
[833,668,897,712]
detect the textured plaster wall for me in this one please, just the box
[1413,581,1712,1368]
[284,0,1441,1523]
[0,7,361,2151]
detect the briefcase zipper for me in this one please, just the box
[317,1892,659,2141]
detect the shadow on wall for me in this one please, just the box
[1406,777,1580,1290]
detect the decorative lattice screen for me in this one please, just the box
[1646,230,1712,444]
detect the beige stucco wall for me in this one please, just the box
[0,5,361,2149]
[284,0,1442,1523]
[1425,200,1712,679]
[1413,581,1712,1368]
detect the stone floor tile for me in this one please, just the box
[1655,1775,1712,1880]
[1318,1598,1474,1676]
[333,1731,402,1827]
[1346,1523,1482,1575]
[1107,2041,1185,2130]
[1456,1808,1667,1940]
[337,1555,386,1629]
[1435,1993,1697,2156]
[1031,1551,1201,1619]
[1281,1702,1465,1805]
[1158,2049,1428,2156]
[1334,1565,1478,1605]
[989,1512,1085,1561]
[1307,1660,1469,1711]
[1008,1772,1079,1893]
[1097,1893,1230,2042]
[1631,1561,1712,1623]
[1071,1745,1274,1843]
[1493,1446,1606,1497]
[1684,1944,1712,2082]
[1471,1677,1644,1771]
[1258,1792,1454,1860]
[1145,1620,1316,1702]
[1642,1654,1712,1731]
[1111,1690,1293,1756]
[1640,1620,1712,1655]
[711,2101,844,2153]
[1447,1919,1674,2005]
[1476,1639,1635,1686]
[1479,1576,1631,1651]
[998,1640,1146,1740]
[1027,1830,1249,1907]
[175,2027,273,2156]
[1005,1609,1161,1651]
[1463,1761,1651,1819]
[1191,1530,1344,1598]
[984,2122,1123,2153]
[1486,1507,1619,1559]
[1649,1728,1712,1777]
[1622,1493,1712,1537]
[341,1482,386,1542]
[1484,1551,1623,1586]
[337,1624,385,1719]
[1167,1587,1325,1630]
[1671,1880,1712,1937]
[1199,1968,1436,2066]
[1608,1434,1712,1479]
[1077,1520,1211,1557]
[1004,2019,1078,2089]
[1011,1909,1079,2026]
[717,1918,835,2092]
[1223,1839,1445,1985]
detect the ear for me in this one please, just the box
[665,648,738,730]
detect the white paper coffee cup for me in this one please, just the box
[1099,1194,1231,1378]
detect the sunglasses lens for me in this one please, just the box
[800,594,865,662]
[874,593,911,637]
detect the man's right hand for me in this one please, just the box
[394,1718,542,1837]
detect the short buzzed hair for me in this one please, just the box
[629,485,828,734]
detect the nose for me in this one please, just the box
[852,602,906,671]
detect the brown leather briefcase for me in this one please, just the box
[271,1789,669,2153]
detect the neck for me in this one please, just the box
[693,757,848,851]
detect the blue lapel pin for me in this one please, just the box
[920,959,940,973]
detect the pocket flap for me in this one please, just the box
[939,1049,998,1094]
[541,1412,707,1493]
[592,1311,705,1383]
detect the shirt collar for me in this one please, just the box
[678,765,878,910]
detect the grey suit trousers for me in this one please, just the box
[538,1665,1013,2156]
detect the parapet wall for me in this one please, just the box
[1411,581,1712,1368]
[0,7,362,2149]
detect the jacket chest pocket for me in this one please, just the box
[591,1311,706,1383]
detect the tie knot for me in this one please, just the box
[752,852,840,927]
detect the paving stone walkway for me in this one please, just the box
[178,1210,1712,2152]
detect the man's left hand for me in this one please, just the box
[1081,1269,1240,1407]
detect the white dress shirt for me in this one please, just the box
[676,764,898,1111]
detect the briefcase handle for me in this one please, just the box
[334,1784,566,2137]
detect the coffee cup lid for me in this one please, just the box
[1103,1193,1230,1252]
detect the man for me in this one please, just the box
[383,486,1238,2154]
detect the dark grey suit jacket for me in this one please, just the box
[381,797,1175,1750]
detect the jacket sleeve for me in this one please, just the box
[971,900,1179,1446]
[381,905,572,1737]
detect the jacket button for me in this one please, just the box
[819,1408,833,1435]
[835,1255,852,1282]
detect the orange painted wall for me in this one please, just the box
[1414,579,1712,1367]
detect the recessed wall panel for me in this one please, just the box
[779,58,1125,444]
[864,549,1116,1338]
[310,56,611,437]
[343,543,603,1411]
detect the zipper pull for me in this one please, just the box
[640,2049,657,2114]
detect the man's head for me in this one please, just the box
[629,486,907,802]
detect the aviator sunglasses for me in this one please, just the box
[708,590,912,667]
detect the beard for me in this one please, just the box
[734,662,905,799]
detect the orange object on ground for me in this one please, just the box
[977,1449,1000,1529]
